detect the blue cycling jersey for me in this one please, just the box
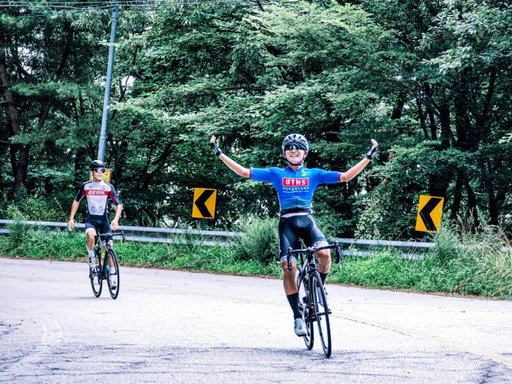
[250,166,342,212]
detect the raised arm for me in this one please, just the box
[210,135,251,178]
[339,139,379,182]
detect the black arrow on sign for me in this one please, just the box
[419,197,442,231]
[195,189,214,218]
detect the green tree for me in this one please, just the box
[114,1,393,233]
[0,2,112,204]
[1,0,511,240]
[351,0,512,237]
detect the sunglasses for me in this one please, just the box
[93,168,106,173]
[284,143,307,151]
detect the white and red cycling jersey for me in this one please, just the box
[74,180,121,217]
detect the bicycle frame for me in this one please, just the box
[286,241,342,357]
[90,231,125,299]
[94,234,112,275]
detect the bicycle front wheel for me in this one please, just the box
[296,266,313,350]
[312,270,331,357]
[90,251,102,297]
[106,249,120,299]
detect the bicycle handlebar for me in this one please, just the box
[97,231,126,244]
[286,242,343,271]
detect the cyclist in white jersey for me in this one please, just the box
[68,160,123,272]
[210,134,378,336]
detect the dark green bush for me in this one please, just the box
[231,216,279,265]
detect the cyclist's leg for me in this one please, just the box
[279,216,301,294]
[305,214,331,283]
[84,221,97,267]
[279,217,305,335]
[314,247,331,277]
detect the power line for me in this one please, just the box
[0,0,289,19]
[0,0,268,9]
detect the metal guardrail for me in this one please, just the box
[0,219,435,256]
[0,219,241,246]
[334,237,434,258]
[1,219,509,258]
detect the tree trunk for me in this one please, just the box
[391,96,405,120]
[483,158,499,226]
[463,177,479,229]
[451,173,463,222]
[0,33,28,200]
[439,103,455,148]
[14,146,30,197]
[453,78,474,150]
[416,98,429,139]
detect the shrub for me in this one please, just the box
[1,189,68,222]
[231,215,279,265]
[0,205,32,256]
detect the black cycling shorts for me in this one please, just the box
[84,215,111,237]
[278,214,327,261]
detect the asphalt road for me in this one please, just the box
[1,257,512,383]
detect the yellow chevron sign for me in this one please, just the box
[192,188,217,219]
[416,195,444,232]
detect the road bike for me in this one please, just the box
[89,231,125,299]
[287,241,342,357]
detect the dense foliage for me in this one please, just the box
[1,0,511,240]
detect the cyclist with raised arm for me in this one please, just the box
[68,160,123,286]
[210,133,378,336]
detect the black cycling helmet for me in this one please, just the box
[89,159,105,170]
[282,133,309,152]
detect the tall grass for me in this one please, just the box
[1,214,510,300]
[330,250,424,289]
[331,224,512,299]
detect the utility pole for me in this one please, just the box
[97,0,120,162]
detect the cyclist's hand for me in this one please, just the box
[67,219,74,231]
[210,135,223,156]
[111,220,119,231]
[366,139,379,160]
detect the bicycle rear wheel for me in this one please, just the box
[296,266,313,349]
[106,249,120,299]
[90,250,102,297]
[312,270,331,357]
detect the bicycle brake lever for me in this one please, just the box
[286,248,293,272]
[335,241,342,264]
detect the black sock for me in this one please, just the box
[286,292,302,319]
[320,272,328,284]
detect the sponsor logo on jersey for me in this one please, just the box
[85,189,109,196]
[282,178,309,187]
